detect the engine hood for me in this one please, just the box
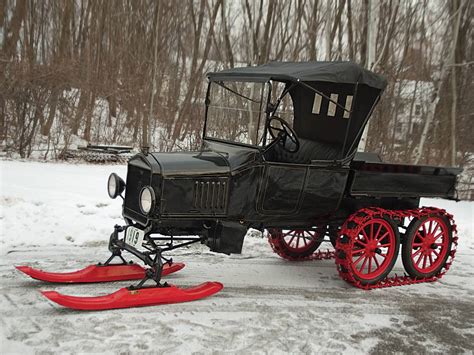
[150,151,230,176]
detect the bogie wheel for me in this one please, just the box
[338,217,400,285]
[401,214,453,278]
[268,227,326,260]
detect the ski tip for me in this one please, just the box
[173,262,186,271]
[15,265,32,275]
[40,291,59,301]
[41,290,61,302]
[209,281,224,291]
[161,262,185,277]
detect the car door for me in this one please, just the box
[257,162,349,218]
[257,162,307,215]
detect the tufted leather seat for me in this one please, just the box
[266,138,341,164]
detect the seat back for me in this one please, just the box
[266,138,341,164]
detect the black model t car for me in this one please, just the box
[18,62,461,310]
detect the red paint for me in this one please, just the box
[410,216,450,274]
[349,218,397,281]
[41,282,224,310]
[15,262,185,283]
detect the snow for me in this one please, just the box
[1,160,473,353]
[0,160,127,253]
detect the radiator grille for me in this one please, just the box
[192,179,228,212]
[124,163,151,217]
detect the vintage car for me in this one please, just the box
[17,61,461,310]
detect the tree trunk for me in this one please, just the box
[41,89,60,136]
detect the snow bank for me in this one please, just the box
[0,160,472,254]
[0,160,127,253]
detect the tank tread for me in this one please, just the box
[335,207,458,290]
[267,235,335,261]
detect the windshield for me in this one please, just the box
[205,81,269,146]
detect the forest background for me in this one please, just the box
[1,0,472,197]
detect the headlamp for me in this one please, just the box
[107,173,125,199]
[139,186,155,214]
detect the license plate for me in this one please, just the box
[124,226,145,248]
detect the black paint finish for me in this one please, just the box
[121,139,459,255]
[116,62,461,255]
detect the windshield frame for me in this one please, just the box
[203,80,273,149]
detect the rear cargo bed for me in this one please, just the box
[350,160,462,199]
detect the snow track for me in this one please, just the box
[1,245,474,353]
[1,160,473,353]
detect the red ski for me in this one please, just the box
[41,282,224,310]
[15,262,185,283]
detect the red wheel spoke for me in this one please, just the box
[432,232,444,241]
[374,223,383,240]
[416,253,424,266]
[376,232,390,243]
[353,253,365,266]
[370,223,374,240]
[415,231,425,242]
[433,250,440,257]
[431,224,440,237]
[373,256,381,268]
[412,249,422,257]
[302,236,308,246]
[361,228,370,241]
[359,257,369,272]
[412,242,423,246]
[368,257,373,273]
[422,224,427,236]
[288,235,296,246]
[422,255,427,269]
[428,254,434,266]
[355,239,367,246]
[352,249,364,255]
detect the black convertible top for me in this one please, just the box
[208,61,387,90]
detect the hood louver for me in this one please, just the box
[193,179,228,212]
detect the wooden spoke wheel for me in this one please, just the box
[402,214,453,278]
[346,218,400,285]
[268,227,326,260]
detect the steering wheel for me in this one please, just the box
[268,116,300,153]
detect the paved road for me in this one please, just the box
[1,241,473,354]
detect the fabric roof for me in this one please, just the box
[208,61,387,90]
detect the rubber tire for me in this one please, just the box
[268,227,326,259]
[401,214,453,279]
[347,217,400,286]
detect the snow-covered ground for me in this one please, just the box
[0,160,473,354]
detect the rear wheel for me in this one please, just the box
[340,217,400,285]
[268,227,326,260]
[401,214,452,278]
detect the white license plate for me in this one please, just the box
[124,226,145,248]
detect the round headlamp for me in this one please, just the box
[139,186,155,214]
[107,173,125,199]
